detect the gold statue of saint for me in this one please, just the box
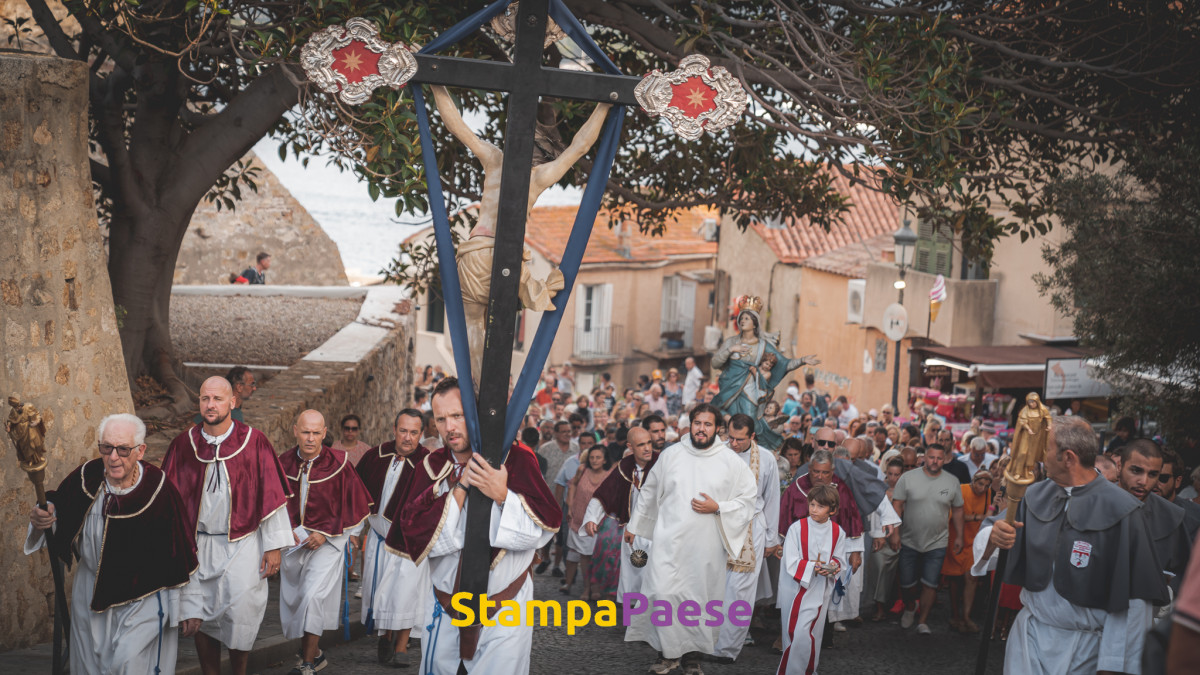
[6,395,49,505]
[1002,392,1051,522]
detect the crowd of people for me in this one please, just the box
[19,356,1200,675]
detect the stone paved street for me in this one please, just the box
[257,569,1006,674]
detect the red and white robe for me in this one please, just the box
[777,517,847,675]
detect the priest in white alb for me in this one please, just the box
[713,413,781,662]
[624,403,758,675]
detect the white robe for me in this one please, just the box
[280,470,362,640]
[25,470,182,675]
[828,495,899,622]
[180,460,294,650]
[362,457,430,636]
[1004,578,1151,674]
[421,484,556,674]
[582,463,654,602]
[714,444,781,660]
[970,523,1153,674]
[624,437,757,658]
[778,517,848,675]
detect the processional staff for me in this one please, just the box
[975,392,1051,675]
[6,396,70,675]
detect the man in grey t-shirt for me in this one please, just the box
[890,444,964,634]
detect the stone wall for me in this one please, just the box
[173,154,349,287]
[242,289,415,454]
[0,53,134,651]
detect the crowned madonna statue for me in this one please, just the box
[711,296,819,450]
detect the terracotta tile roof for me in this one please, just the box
[802,232,894,278]
[751,174,902,264]
[402,205,721,265]
[525,205,719,264]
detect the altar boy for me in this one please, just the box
[778,484,848,675]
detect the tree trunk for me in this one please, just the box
[107,201,196,413]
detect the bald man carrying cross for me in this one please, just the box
[162,377,293,675]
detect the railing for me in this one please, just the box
[659,317,693,349]
[574,324,624,359]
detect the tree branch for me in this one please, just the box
[24,0,80,60]
[167,63,300,210]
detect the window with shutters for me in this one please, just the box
[914,219,954,277]
[660,276,696,349]
[575,283,613,355]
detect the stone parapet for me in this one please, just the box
[241,286,415,454]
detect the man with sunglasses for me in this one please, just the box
[1154,448,1200,541]
[26,413,198,675]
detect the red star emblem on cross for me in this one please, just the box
[331,40,381,84]
[668,76,718,118]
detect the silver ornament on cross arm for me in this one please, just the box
[300,17,418,106]
[635,54,748,141]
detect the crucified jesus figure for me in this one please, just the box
[431,85,612,382]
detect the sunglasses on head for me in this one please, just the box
[815,439,836,448]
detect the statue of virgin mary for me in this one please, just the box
[711,296,819,450]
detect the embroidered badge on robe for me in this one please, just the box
[1070,540,1092,568]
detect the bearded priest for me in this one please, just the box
[26,413,198,675]
[624,403,758,675]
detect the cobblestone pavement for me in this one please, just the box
[258,569,1006,674]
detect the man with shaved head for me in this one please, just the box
[163,376,293,675]
[583,425,660,601]
[278,410,372,674]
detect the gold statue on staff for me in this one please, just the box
[6,395,49,505]
[1001,392,1051,522]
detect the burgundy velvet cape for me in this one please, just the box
[47,459,198,611]
[161,422,291,544]
[388,442,562,565]
[279,446,373,537]
[355,441,429,522]
[780,472,863,539]
[588,452,660,525]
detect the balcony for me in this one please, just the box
[573,324,625,364]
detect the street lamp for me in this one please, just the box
[891,219,918,411]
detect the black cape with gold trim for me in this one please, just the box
[46,459,197,611]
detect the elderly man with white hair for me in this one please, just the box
[949,436,998,482]
[26,413,198,675]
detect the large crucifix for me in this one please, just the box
[301,0,746,606]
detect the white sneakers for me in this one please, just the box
[917,623,932,635]
[831,621,847,633]
[900,609,916,629]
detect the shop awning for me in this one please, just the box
[916,345,1095,390]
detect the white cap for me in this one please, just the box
[786,386,800,399]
